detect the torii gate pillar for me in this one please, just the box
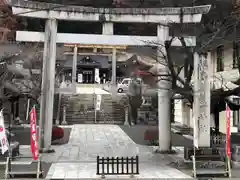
[39,19,57,151]
[156,25,172,152]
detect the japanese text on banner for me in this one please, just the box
[226,104,231,158]
[30,106,39,160]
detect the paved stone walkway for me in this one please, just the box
[45,124,192,179]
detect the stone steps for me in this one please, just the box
[66,112,124,124]
[61,94,125,124]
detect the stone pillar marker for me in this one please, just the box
[193,52,210,148]
[124,106,130,126]
[39,19,58,152]
[62,105,67,125]
[156,24,172,152]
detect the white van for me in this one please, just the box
[117,78,141,93]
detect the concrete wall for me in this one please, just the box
[175,44,239,133]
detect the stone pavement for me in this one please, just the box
[43,124,192,179]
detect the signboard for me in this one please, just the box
[95,68,100,84]
[226,104,231,158]
[30,106,39,160]
[0,111,9,155]
[96,95,102,111]
[77,73,83,83]
[193,53,210,147]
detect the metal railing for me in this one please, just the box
[5,155,43,179]
[96,156,139,178]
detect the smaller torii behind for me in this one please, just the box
[63,44,127,93]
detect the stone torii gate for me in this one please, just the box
[9,0,210,152]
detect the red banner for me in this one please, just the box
[30,106,39,160]
[226,104,231,158]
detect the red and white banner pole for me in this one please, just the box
[0,110,9,155]
[225,104,231,177]
[29,106,39,161]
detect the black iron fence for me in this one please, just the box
[210,134,226,147]
[96,156,139,176]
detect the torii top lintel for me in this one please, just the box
[9,0,211,23]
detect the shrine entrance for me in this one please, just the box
[82,70,93,83]
[11,0,210,154]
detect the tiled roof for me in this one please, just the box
[63,55,110,69]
